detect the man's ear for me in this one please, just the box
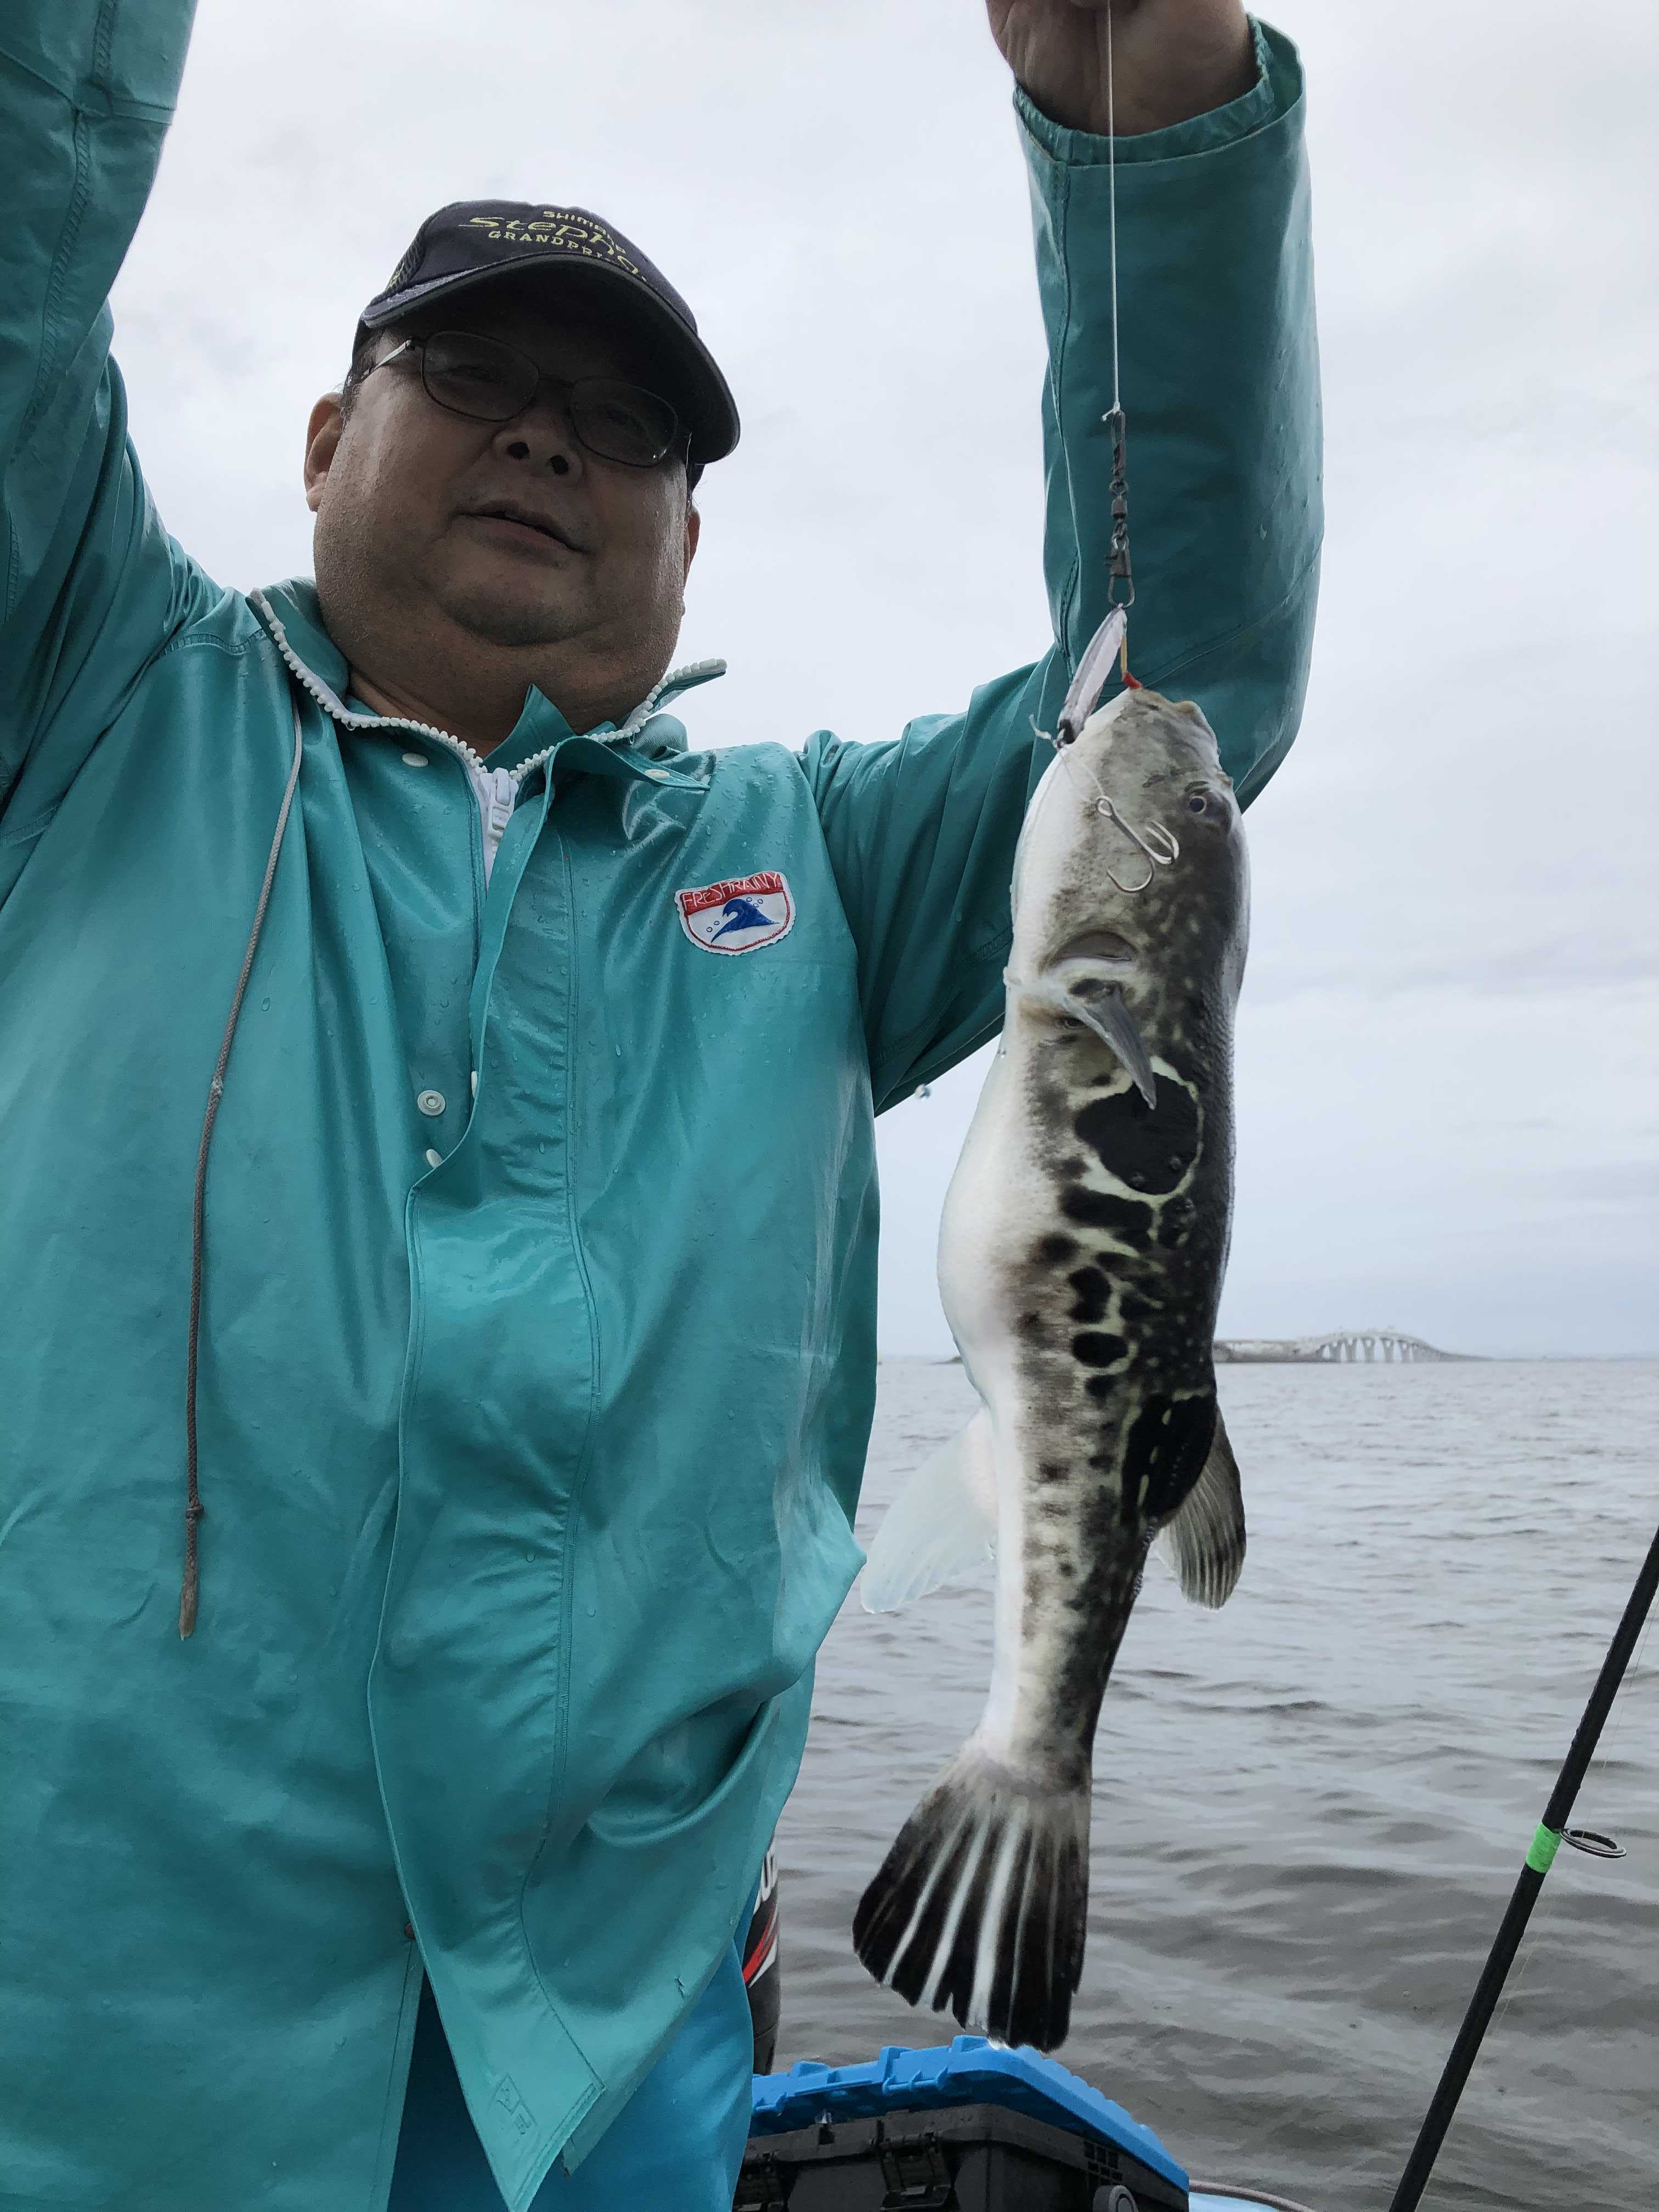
[682,496,701,580]
[304,395,346,515]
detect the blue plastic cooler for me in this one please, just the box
[742,2035,1191,2209]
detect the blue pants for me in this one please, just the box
[387,1923,755,2212]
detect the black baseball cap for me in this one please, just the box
[359,202,740,465]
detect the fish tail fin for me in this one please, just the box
[852,1746,1090,2051]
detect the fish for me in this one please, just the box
[851,665,1251,2051]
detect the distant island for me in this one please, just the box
[1213,1330,1477,1364]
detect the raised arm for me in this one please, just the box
[806,7,1321,1113]
[0,0,213,843]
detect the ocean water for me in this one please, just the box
[772,1358,1659,2211]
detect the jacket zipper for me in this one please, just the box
[473,763,517,885]
[250,588,704,791]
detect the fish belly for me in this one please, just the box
[935,1043,1040,1767]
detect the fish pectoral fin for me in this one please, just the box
[860,1407,1000,1613]
[1155,1407,1246,1609]
[1018,973,1156,1108]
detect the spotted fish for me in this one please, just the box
[853,675,1250,2051]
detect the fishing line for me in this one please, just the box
[1479,1888,1549,2065]
[1107,0,1120,415]
[1034,3,1138,763]
[1579,1562,1654,1793]
[1102,0,1135,678]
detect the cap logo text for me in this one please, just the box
[465,209,641,277]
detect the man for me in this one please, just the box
[0,2,1320,2208]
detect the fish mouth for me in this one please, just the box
[460,499,588,552]
[1049,929,1137,969]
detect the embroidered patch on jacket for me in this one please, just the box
[675,871,795,954]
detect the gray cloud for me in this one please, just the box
[111,0,1657,1359]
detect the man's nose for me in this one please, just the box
[492,392,584,478]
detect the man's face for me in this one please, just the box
[305,285,698,690]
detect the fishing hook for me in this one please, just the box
[1045,733,1182,896]
[1096,797,1179,894]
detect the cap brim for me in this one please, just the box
[360,255,739,464]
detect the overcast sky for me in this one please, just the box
[112,1,1657,1358]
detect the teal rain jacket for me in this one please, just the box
[0,6,1320,2208]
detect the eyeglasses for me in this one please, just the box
[372,330,682,469]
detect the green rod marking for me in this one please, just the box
[1524,1822,1562,1876]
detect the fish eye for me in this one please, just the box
[1185,791,1210,815]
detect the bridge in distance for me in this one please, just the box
[1214,1329,1475,1364]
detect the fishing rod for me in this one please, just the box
[1389,1514,1659,2212]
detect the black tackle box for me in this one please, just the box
[738,2036,1188,2211]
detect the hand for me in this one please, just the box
[985,0,1256,136]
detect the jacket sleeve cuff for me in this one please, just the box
[1014,16,1295,167]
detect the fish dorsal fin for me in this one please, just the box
[860,1407,1000,1613]
[1155,1406,1245,1608]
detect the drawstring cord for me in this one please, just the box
[179,692,306,1638]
